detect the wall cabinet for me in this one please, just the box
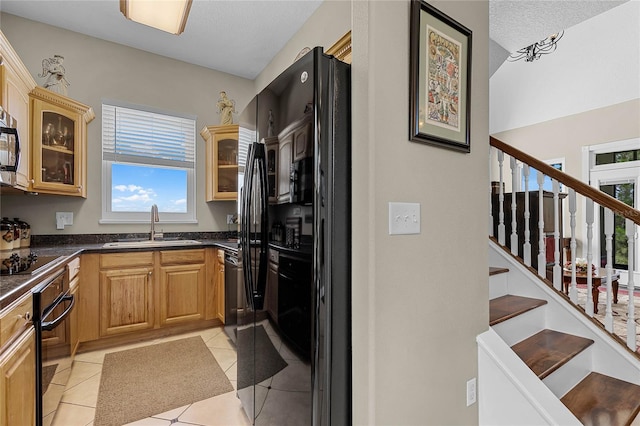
[292,119,312,162]
[0,327,36,426]
[30,87,94,197]
[265,136,279,204]
[277,133,292,204]
[200,124,238,201]
[158,249,206,326]
[0,31,37,192]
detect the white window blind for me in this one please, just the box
[102,104,195,168]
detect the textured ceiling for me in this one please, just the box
[0,0,631,79]
[0,0,322,80]
[490,0,629,53]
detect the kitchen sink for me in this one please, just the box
[102,239,203,248]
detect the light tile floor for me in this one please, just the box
[48,326,251,426]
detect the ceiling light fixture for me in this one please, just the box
[120,0,193,35]
[508,31,564,62]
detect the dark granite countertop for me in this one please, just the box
[0,236,238,309]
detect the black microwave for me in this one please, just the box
[290,157,313,205]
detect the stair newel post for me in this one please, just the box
[510,156,518,256]
[553,180,562,290]
[586,198,595,316]
[569,189,578,303]
[537,172,546,277]
[626,219,637,351]
[604,208,614,332]
[489,147,494,237]
[498,150,505,245]
[523,164,531,266]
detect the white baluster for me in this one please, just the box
[626,219,637,351]
[498,151,505,245]
[523,165,531,266]
[585,199,595,316]
[569,189,577,303]
[537,172,546,277]
[510,157,518,256]
[604,208,614,332]
[553,180,562,291]
[489,147,494,237]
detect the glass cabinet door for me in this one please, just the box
[29,87,94,197]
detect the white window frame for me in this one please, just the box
[583,138,640,287]
[100,100,197,224]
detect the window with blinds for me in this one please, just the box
[101,102,197,223]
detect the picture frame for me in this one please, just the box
[409,0,472,153]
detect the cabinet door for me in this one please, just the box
[293,121,312,161]
[69,280,79,357]
[278,134,292,203]
[266,137,279,204]
[99,267,154,336]
[3,66,31,190]
[216,250,225,323]
[266,261,279,323]
[159,263,206,326]
[29,87,93,197]
[0,327,36,426]
[201,124,238,201]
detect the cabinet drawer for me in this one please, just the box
[160,249,205,265]
[67,256,81,282]
[100,252,154,269]
[0,292,32,346]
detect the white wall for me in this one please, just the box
[490,0,640,134]
[0,13,254,235]
[350,1,489,424]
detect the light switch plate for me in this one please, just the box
[388,202,420,235]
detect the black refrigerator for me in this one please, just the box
[236,47,351,425]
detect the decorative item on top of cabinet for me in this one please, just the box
[0,31,37,191]
[200,124,238,201]
[29,86,94,197]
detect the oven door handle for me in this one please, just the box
[41,295,75,331]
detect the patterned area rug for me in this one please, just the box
[94,336,233,426]
[574,285,640,352]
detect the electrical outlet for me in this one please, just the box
[56,212,73,230]
[226,214,235,224]
[466,378,477,406]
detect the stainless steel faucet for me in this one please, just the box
[150,204,159,241]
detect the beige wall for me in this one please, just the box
[351,1,489,424]
[0,13,254,235]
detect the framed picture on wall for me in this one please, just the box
[409,0,472,153]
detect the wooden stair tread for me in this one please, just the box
[489,266,509,276]
[561,372,640,426]
[511,329,594,379]
[490,294,547,326]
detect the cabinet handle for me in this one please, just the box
[17,312,31,321]
[77,185,83,192]
[148,271,152,276]
[30,179,35,184]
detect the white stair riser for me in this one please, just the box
[492,305,546,346]
[489,273,509,299]
[542,346,592,398]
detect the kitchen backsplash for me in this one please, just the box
[31,231,238,246]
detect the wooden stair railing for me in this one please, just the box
[490,136,640,352]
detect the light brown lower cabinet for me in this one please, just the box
[215,249,225,323]
[79,248,219,345]
[0,327,36,426]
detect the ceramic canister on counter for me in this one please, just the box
[0,217,14,251]
[13,218,30,248]
[11,218,21,249]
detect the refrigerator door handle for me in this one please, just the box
[241,144,256,310]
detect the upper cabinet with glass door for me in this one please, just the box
[30,87,94,197]
[200,124,238,201]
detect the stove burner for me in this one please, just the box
[1,253,62,275]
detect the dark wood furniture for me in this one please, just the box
[491,190,566,271]
[562,268,620,314]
